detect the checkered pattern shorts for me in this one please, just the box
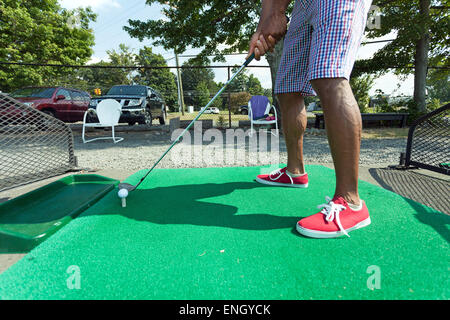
[275,0,373,96]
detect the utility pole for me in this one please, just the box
[175,51,185,115]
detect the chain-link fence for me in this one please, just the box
[0,63,274,129]
[403,103,450,175]
[0,93,77,191]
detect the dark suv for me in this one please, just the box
[89,85,166,125]
[10,87,91,122]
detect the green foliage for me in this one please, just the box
[194,81,211,110]
[55,61,126,95]
[350,74,375,113]
[356,1,449,75]
[247,74,264,95]
[227,68,265,96]
[403,98,426,124]
[181,58,223,109]
[230,92,251,114]
[106,44,135,85]
[427,98,444,111]
[52,44,178,109]
[134,46,178,109]
[124,0,265,61]
[371,89,397,113]
[427,68,450,103]
[0,0,97,92]
[124,0,286,108]
[354,1,449,112]
[217,115,227,128]
[52,45,136,95]
[181,59,216,92]
[263,88,273,101]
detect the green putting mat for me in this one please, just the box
[0,165,448,299]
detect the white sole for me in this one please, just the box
[255,177,309,188]
[296,217,372,238]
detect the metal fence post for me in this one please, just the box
[228,66,232,128]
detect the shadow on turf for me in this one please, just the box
[0,198,9,204]
[84,182,302,231]
[369,168,450,244]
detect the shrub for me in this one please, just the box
[229,92,252,114]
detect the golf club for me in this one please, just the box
[117,53,255,207]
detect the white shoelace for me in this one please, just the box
[269,168,294,184]
[318,196,349,237]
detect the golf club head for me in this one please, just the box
[118,183,137,192]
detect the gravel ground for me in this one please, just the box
[73,128,407,171]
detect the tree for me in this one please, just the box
[124,0,292,104]
[230,92,252,113]
[350,74,375,113]
[52,45,135,95]
[194,81,211,110]
[134,46,178,109]
[181,60,216,92]
[427,68,450,103]
[227,68,264,95]
[73,61,130,95]
[181,58,222,109]
[247,74,264,95]
[356,0,449,112]
[0,0,96,92]
[106,44,135,85]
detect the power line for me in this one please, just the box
[162,39,396,61]
[0,62,269,69]
[94,0,144,35]
[361,39,396,45]
[1,61,448,70]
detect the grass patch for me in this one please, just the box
[362,128,409,139]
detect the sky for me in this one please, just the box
[59,0,415,96]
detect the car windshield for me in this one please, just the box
[11,88,55,99]
[107,86,146,96]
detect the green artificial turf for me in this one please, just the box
[0,165,448,299]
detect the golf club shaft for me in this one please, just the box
[134,53,255,188]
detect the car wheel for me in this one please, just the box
[40,110,56,130]
[241,109,248,115]
[86,113,97,123]
[143,108,152,126]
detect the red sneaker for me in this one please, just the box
[256,167,309,188]
[296,196,371,238]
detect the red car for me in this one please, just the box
[10,87,91,122]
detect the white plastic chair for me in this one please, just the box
[248,95,279,137]
[82,99,124,143]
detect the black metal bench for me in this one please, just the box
[314,112,409,129]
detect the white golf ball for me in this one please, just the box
[118,188,128,198]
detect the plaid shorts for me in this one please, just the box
[275,0,373,96]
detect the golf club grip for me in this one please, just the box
[136,54,255,186]
[244,53,255,67]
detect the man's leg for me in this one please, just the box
[310,78,361,206]
[255,92,309,188]
[278,92,307,175]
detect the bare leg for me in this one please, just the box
[310,78,361,205]
[278,92,307,175]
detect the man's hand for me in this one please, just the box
[247,2,290,61]
[247,32,277,61]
